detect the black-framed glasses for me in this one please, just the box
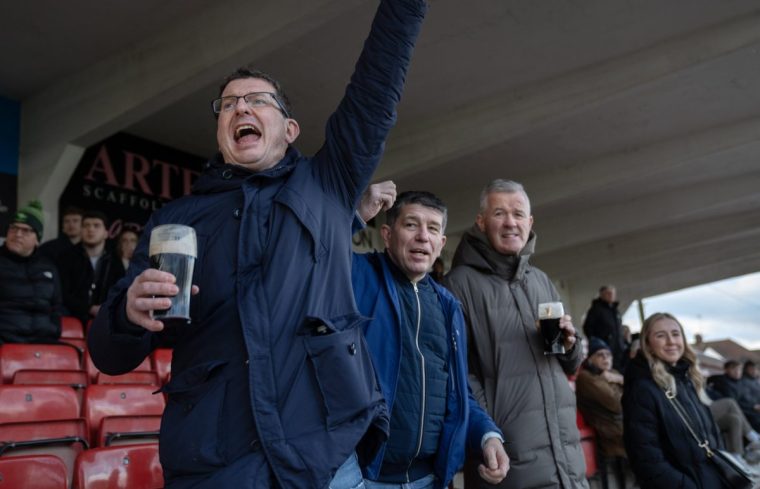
[8,224,35,237]
[211,92,290,118]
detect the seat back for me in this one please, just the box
[0,419,88,487]
[82,385,165,447]
[61,316,85,339]
[0,454,67,489]
[576,410,599,477]
[0,344,81,383]
[72,443,163,489]
[151,348,172,386]
[96,371,159,386]
[84,352,151,383]
[99,415,161,447]
[0,385,80,423]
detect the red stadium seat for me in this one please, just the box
[0,385,80,423]
[0,344,81,383]
[96,371,159,386]
[0,419,89,486]
[576,410,599,478]
[84,351,151,384]
[151,348,172,386]
[72,443,163,489]
[99,415,161,447]
[0,454,68,489]
[61,316,85,339]
[82,385,165,447]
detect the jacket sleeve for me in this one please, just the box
[87,219,161,374]
[623,384,699,489]
[312,0,427,210]
[465,385,502,454]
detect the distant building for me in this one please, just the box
[691,334,760,377]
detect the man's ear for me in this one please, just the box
[285,119,300,144]
[476,213,485,232]
[380,224,392,249]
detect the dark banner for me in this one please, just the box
[60,133,206,238]
[0,172,17,234]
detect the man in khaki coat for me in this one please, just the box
[444,179,589,489]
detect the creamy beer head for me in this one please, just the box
[538,302,564,320]
[149,225,197,258]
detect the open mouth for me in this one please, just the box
[234,124,261,143]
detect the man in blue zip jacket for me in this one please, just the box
[352,184,509,489]
[88,1,428,488]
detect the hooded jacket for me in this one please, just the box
[575,363,625,457]
[623,353,728,489]
[87,1,426,487]
[582,298,626,371]
[352,251,501,489]
[444,226,588,489]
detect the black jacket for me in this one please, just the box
[622,353,728,489]
[58,243,120,324]
[0,245,62,344]
[583,298,626,371]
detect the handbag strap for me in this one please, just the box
[663,388,715,458]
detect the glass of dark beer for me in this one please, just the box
[149,224,196,327]
[538,302,565,355]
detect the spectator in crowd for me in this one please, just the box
[742,361,760,400]
[38,206,83,263]
[623,312,733,488]
[58,211,115,325]
[114,228,139,274]
[583,285,627,372]
[576,337,626,458]
[709,360,760,431]
[0,201,62,344]
[430,257,445,282]
[87,2,428,487]
[706,396,760,464]
[444,179,588,489]
[353,186,508,489]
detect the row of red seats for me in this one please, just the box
[0,318,172,488]
[0,443,162,489]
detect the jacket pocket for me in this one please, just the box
[274,187,328,262]
[302,314,380,429]
[158,360,228,474]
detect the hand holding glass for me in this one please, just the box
[538,302,565,355]
[149,225,196,327]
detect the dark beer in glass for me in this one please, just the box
[538,302,565,355]
[149,224,196,328]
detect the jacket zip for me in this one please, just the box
[406,281,426,482]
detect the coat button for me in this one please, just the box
[222,169,233,179]
[348,343,357,355]
[233,208,242,219]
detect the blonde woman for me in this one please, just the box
[622,313,730,488]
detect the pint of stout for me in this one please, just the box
[149,224,196,327]
[538,301,565,355]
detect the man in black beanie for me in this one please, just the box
[0,200,63,343]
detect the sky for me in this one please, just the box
[622,271,760,350]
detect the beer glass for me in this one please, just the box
[149,224,196,327]
[538,302,565,355]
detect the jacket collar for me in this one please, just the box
[192,146,302,195]
[451,224,536,281]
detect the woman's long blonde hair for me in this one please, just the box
[640,312,704,395]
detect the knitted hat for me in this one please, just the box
[12,200,44,241]
[587,337,611,357]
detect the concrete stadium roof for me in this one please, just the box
[4,0,760,314]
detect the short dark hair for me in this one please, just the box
[743,361,757,374]
[218,68,293,119]
[725,360,740,370]
[386,191,448,231]
[61,206,84,218]
[82,210,108,227]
